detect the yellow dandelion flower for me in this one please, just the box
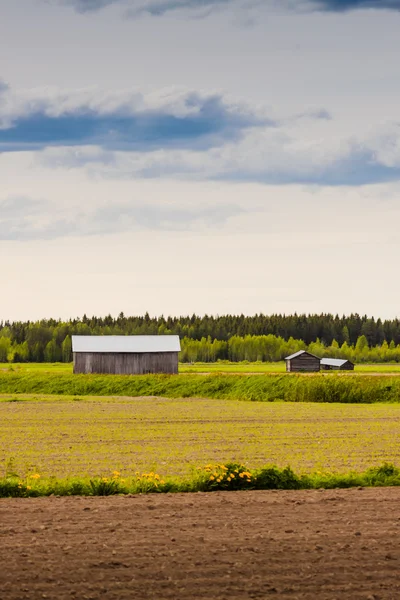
[154,474,160,480]
[217,478,222,483]
[29,473,41,479]
[209,476,215,481]
[160,480,165,485]
[26,486,31,490]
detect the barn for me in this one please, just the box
[285,350,321,373]
[320,358,354,371]
[71,335,181,375]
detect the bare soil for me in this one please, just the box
[1,488,400,600]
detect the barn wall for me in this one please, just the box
[341,362,354,371]
[287,354,320,373]
[73,352,178,375]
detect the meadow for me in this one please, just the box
[2,395,400,482]
[3,364,400,497]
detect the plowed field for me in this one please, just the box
[1,488,400,599]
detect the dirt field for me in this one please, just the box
[1,489,400,600]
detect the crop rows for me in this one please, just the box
[2,396,400,479]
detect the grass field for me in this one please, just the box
[2,361,400,374]
[2,395,400,480]
[1,370,400,402]
[3,363,400,496]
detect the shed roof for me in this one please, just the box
[72,335,181,354]
[320,358,352,367]
[284,350,319,361]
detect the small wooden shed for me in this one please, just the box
[72,335,181,375]
[320,358,354,371]
[285,350,321,373]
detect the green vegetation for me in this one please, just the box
[3,361,400,374]
[2,395,400,479]
[1,371,400,403]
[181,362,400,373]
[1,462,399,498]
[2,312,400,363]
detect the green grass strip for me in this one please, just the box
[1,371,400,403]
[1,463,400,498]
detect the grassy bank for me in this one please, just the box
[1,462,399,498]
[1,371,400,403]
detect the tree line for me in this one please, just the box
[1,312,400,363]
[180,335,400,364]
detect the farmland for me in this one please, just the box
[2,489,400,600]
[3,365,400,600]
[2,395,400,480]
[3,366,400,496]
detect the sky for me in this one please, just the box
[1,0,400,321]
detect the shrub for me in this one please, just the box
[254,466,303,490]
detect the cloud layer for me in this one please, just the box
[51,0,238,16]
[313,0,400,11]
[50,0,400,15]
[0,194,242,240]
[3,83,400,187]
[0,87,266,152]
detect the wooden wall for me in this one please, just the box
[341,361,355,371]
[286,354,320,373]
[73,352,179,375]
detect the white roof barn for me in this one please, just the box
[72,335,181,375]
[320,358,354,370]
[72,335,181,354]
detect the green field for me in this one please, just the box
[3,364,400,496]
[2,361,400,374]
[2,395,400,480]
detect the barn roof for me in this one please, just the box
[284,350,319,361]
[72,335,181,354]
[320,358,352,367]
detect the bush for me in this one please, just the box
[254,466,303,490]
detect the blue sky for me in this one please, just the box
[1,0,400,319]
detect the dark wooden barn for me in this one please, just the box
[72,335,181,375]
[320,358,354,371]
[285,350,321,373]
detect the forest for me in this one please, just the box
[1,312,400,363]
